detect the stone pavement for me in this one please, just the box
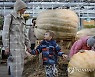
[0,63,9,77]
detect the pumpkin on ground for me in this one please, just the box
[68,50,95,77]
[34,9,79,40]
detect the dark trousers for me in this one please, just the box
[1,50,9,60]
[31,43,35,50]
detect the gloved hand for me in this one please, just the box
[8,55,14,62]
[26,47,31,53]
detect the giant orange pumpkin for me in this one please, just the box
[34,9,79,40]
[68,50,95,77]
[76,28,95,40]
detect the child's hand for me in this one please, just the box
[62,54,68,61]
[34,45,38,49]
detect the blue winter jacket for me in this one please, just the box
[31,40,64,65]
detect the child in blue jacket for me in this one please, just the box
[29,31,67,77]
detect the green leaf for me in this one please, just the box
[84,25,95,28]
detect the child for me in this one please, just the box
[29,31,67,77]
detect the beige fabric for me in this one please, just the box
[2,11,30,77]
[14,0,27,12]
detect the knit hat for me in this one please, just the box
[14,0,27,12]
[87,36,95,47]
